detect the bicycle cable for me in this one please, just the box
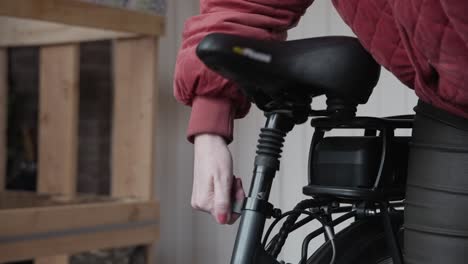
[265,214,318,251]
[264,200,354,261]
[324,225,336,264]
[262,209,319,248]
[268,199,330,257]
[268,209,320,257]
[300,211,356,264]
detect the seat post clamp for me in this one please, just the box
[242,197,275,218]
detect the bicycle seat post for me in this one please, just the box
[231,111,295,264]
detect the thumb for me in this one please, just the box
[213,175,233,224]
[228,177,246,224]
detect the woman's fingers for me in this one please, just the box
[213,172,234,224]
[228,177,246,225]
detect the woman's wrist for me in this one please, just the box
[194,133,226,145]
[188,96,235,144]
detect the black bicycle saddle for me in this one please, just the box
[196,33,381,110]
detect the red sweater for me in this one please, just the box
[174,0,468,143]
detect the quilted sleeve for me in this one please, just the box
[332,0,416,89]
[174,0,313,143]
[440,0,468,46]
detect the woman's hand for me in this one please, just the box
[192,134,245,224]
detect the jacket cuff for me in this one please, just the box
[187,96,235,144]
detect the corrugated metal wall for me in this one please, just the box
[156,1,418,263]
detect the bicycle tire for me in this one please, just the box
[306,215,403,264]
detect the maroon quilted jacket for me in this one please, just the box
[174,0,468,143]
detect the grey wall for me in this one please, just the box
[155,0,198,263]
[155,1,418,263]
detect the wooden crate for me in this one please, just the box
[0,192,159,262]
[0,1,164,263]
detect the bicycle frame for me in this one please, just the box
[230,111,409,264]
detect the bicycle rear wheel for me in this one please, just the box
[306,215,403,264]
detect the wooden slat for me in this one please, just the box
[0,224,158,263]
[0,199,159,237]
[0,191,118,210]
[37,45,80,263]
[0,0,165,36]
[112,36,159,264]
[112,37,159,200]
[0,17,138,48]
[0,193,158,263]
[38,44,79,196]
[0,49,6,191]
[0,191,68,209]
[37,45,79,195]
[36,256,69,264]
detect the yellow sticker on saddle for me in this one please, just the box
[232,46,272,63]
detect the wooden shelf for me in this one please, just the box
[0,17,137,48]
[0,0,165,35]
[0,0,165,47]
[0,4,162,261]
[0,191,159,262]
